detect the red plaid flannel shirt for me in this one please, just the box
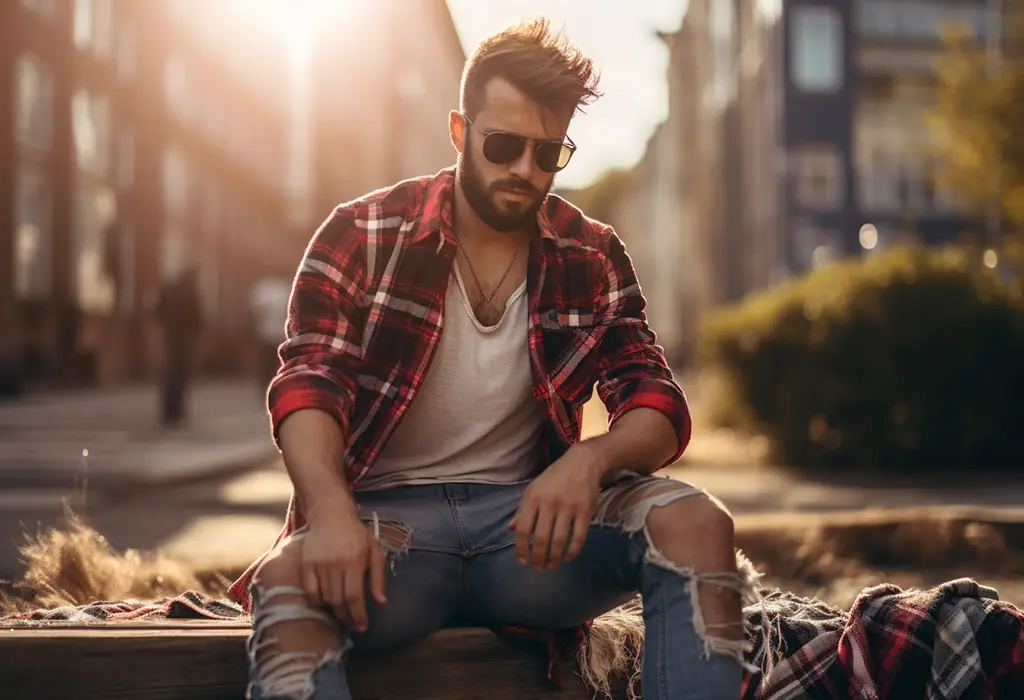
[228,167,689,628]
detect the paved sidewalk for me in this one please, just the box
[0,380,276,491]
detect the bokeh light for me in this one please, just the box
[859,223,878,251]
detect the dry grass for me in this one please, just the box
[0,503,231,615]
[735,509,1024,609]
[2,505,1023,617]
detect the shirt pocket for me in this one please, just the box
[539,308,605,405]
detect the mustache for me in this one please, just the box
[490,179,542,198]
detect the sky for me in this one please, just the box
[446,0,688,190]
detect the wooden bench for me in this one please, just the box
[0,624,628,698]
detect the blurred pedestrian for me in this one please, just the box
[250,276,291,392]
[155,265,204,427]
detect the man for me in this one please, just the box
[233,20,757,700]
[155,264,204,427]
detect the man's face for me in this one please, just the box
[454,78,572,232]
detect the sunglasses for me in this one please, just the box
[462,115,576,173]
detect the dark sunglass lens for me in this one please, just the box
[483,132,526,164]
[536,143,573,173]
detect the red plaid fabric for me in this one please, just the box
[228,167,689,611]
[741,578,1024,699]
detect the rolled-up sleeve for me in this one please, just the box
[594,230,691,465]
[267,208,365,448]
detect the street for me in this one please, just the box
[0,380,279,583]
[0,459,291,583]
[3,387,1024,603]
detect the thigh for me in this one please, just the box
[462,524,642,630]
[347,485,467,652]
[460,472,707,629]
[351,549,464,654]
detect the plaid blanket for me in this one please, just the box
[742,578,1024,700]
[6,579,1023,699]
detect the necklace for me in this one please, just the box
[455,237,520,319]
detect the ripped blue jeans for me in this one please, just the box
[246,474,756,700]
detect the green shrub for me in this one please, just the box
[698,246,1024,471]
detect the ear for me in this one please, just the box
[449,110,467,154]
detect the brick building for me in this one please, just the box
[1,0,469,393]
[0,0,296,390]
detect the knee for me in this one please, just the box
[253,533,306,590]
[646,492,735,563]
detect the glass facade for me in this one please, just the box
[792,6,844,93]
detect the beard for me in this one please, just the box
[457,147,551,232]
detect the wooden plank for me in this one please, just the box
[0,626,623,699]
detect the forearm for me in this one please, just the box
[579,407,679,478]
[277,408,357,523]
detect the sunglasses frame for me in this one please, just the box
[461,114,577,173]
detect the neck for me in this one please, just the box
[452,177,531,248]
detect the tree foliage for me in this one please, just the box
[557,168,635,227]
[928,4,1024,263]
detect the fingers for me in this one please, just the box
[344,567,369,632]
[514,500,539,566]
[324,565,347,619]
[530,507,555,570]
[302,564,322,607]
[564,511,590,563]
[546,511,573,569]
[369,544,388,605]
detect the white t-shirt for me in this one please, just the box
[359,265,545,490]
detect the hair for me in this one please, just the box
[460,19,602,120]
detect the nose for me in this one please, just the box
[508,142,538,179]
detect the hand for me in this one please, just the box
[301,506,388,632]
[509,441,606,571]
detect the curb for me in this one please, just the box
[0,442,278,495]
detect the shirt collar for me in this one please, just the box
[411,167,559,246]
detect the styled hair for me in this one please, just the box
[460,19,601,119]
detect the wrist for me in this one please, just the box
[305,484,359,525]
[574,436,615,482]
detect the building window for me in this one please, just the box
[793,144,845,210]
[93,0,113,57]
[855,1,988,40]
[162,146,189,218]
[117,20,137,82]
[72,180,118,313]
[855,95,954,215]
[73,0,94,50]
[757,0,783,24]
[13,163,54,299]
[74,0,113,56]
[15,54,55,151]
[72,89,112,176]
[19,0,56,18]
[709,0,738,106]
[791,6,843,93]
[164,56,191,121]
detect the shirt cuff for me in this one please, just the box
[267,372,352,450]
[607,383,691,467]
